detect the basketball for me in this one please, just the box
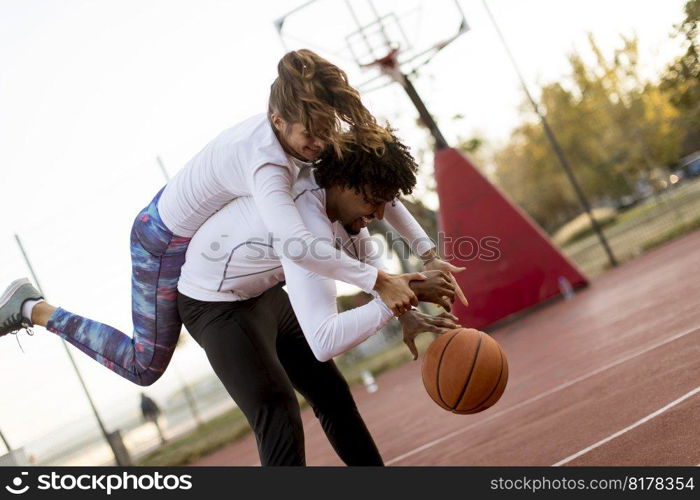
[421,328,508,414]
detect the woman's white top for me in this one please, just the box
[158,113,433,292]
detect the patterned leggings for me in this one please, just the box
[46,188,191,386]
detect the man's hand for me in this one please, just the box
[374,270,425,316]
[399,310,461,360]
[409,270,456,311]
[423,258,469,306]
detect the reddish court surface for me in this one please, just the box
[194,231,700,466]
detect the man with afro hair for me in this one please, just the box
[176,130,460,466]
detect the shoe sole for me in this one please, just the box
[0,278,31,308]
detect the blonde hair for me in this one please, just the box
[268,49,392,157]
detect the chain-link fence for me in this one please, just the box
[557,174,700,277]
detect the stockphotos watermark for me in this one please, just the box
[3,470,192,496]
[198,231,502,265]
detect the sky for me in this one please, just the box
[0,0,689,456]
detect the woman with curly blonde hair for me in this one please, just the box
[0,49,464,386]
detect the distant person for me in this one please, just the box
[0,48,465,385]
[178,132,461,465]
[140,393,166,445]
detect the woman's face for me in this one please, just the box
[271,114,326,161]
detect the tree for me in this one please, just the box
[661,0,700,155]
[490,34,686,232]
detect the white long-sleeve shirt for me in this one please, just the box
[178,166,394,361]
[158,113,434,293]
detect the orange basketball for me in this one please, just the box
[421,328,508,414]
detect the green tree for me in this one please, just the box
[491,34,685,232]
[661,0,700,155]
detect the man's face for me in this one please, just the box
[335,186,389,235]
[271,114,326,161]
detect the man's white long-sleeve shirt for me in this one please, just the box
[178,166,395,361]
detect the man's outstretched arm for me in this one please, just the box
[281,257,395,362]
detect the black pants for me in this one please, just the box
[177,285,383,466]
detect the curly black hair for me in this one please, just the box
[313,129,418,203]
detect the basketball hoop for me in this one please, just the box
[359,47,405,85]
[274,0,469,93]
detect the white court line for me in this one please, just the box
[553,385,700,466]
[386,326,699,465]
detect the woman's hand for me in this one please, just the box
[373,270,425,317]
[423,256,469,307]
[399,310,461,360]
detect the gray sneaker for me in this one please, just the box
[0,278,44,337]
